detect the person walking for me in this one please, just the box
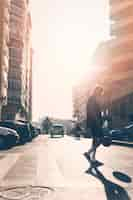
[84,85,104,164]
[74,123,82,139]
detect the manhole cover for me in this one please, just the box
[0,186,54,200]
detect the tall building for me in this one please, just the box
[104,0,133,127]
[0,0,10,119]
[73,0,133,128]
[2,0,32,120]
[110,0,133,72]
[24,12,33,120]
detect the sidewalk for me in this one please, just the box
[0,135,133,200]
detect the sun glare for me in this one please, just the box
[30,0,109,121]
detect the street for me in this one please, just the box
[0,135,133,199]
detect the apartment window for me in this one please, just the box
[10,21,24,36]
[9,58,22,67]
[9,47,23,60]
[10,17,24,31]
[11,0,25,9]
[8,95,21,104]
[9,69,21,79]
[4,7,10,24]
[8,79,21,90]
[10,3,24,18]
[10,13,24,25]
[10,38,23,48]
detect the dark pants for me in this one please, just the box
[88,121,103,160]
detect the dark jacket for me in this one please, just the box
[86,95,103,128]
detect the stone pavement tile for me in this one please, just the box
[0,154,20,182]
[1,152,37,187]
[48,187,107,200]
[49,185,133,200]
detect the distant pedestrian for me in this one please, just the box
[75,123,82,139]
[84,85,104,164]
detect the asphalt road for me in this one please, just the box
[0,135,133,199]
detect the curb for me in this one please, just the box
[112,140,133,147]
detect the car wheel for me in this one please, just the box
[0,136,6,150]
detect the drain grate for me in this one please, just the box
[0,186,54,200]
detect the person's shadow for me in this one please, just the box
[86,163,131,200]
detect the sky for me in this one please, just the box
[30,0,110,121]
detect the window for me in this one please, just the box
[11,0,25,9]
[9,47,23,60]
[8,79,21,90]
[10,3,24,18]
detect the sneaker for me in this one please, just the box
[85,168,92,174]
[83,152,91,161]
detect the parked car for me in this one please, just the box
[122,124,133,141]
[109,129,128,141]
[30,124,40,138]
[0,121,32,144]
[50,124,65,138]
[109,123,133,142]
[17,120,35,138]
[17,120,40,138]
[0,126,19,149]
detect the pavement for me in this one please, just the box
[0,135,132,199]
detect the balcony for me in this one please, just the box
[0,88,7,105]
[1,55,9,69]
[3,22,9,42]
[2,39,9,57]
[3,7,10,24]
[1,71,8,86]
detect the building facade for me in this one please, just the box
[0,0,10,119]
[73,0,133,128]
[106,0,133,127]
[2,0,32,120]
